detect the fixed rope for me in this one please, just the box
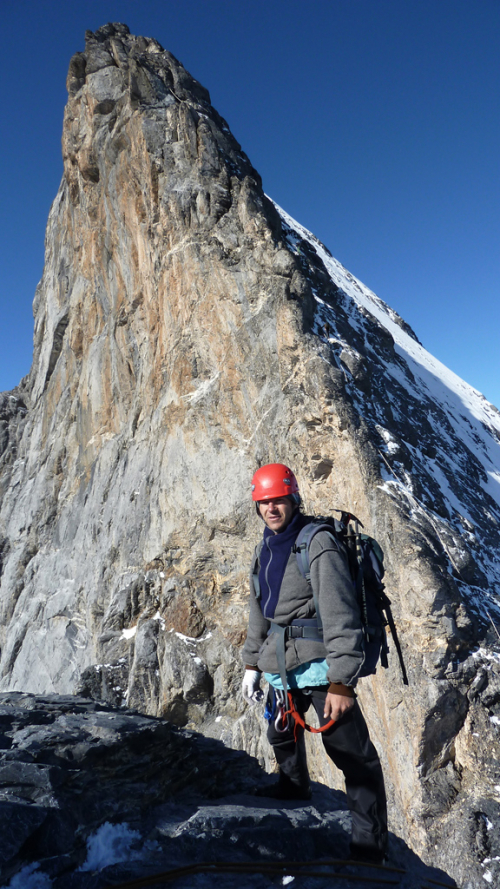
[106,857,407,888]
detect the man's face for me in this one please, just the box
[258,497,294,534]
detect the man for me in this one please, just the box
[241,463,388,864]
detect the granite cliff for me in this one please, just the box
[1,23,500,888]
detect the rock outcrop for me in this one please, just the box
[0,22,499,888]
[0,693,455,887]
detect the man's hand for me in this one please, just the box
[242,669,264,704]
[323,691,355,722]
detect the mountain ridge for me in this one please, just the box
[0,22,499,887]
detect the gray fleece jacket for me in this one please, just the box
[241,520,365,686]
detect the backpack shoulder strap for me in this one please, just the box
[294,520,343,633]
[294,520,342,581]
[251,540,264,600]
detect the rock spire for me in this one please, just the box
[1,23,499,887]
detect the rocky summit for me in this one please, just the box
[0,22,499,889]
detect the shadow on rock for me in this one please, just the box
[0,693,457,889]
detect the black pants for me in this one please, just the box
[266,686,388,855]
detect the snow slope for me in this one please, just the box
[275,202,500,612]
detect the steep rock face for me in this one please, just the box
[0,23,499,887]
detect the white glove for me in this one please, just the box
[242,669,264,704]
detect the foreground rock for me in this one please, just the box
[0,694,456,888]
[0,22,499,888]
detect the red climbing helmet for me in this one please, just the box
[251,463,299,502]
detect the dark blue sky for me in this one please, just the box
[1,0,499,406]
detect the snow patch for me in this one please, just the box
[175,631,197,643]
[174,630,212,644]
[474,649,500,666]
[79,822,159,872]
[154,610,166,629]
[181,373,220,404]
[121,626,137,640]
[6,864,52,888]
[273,199,500,622]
